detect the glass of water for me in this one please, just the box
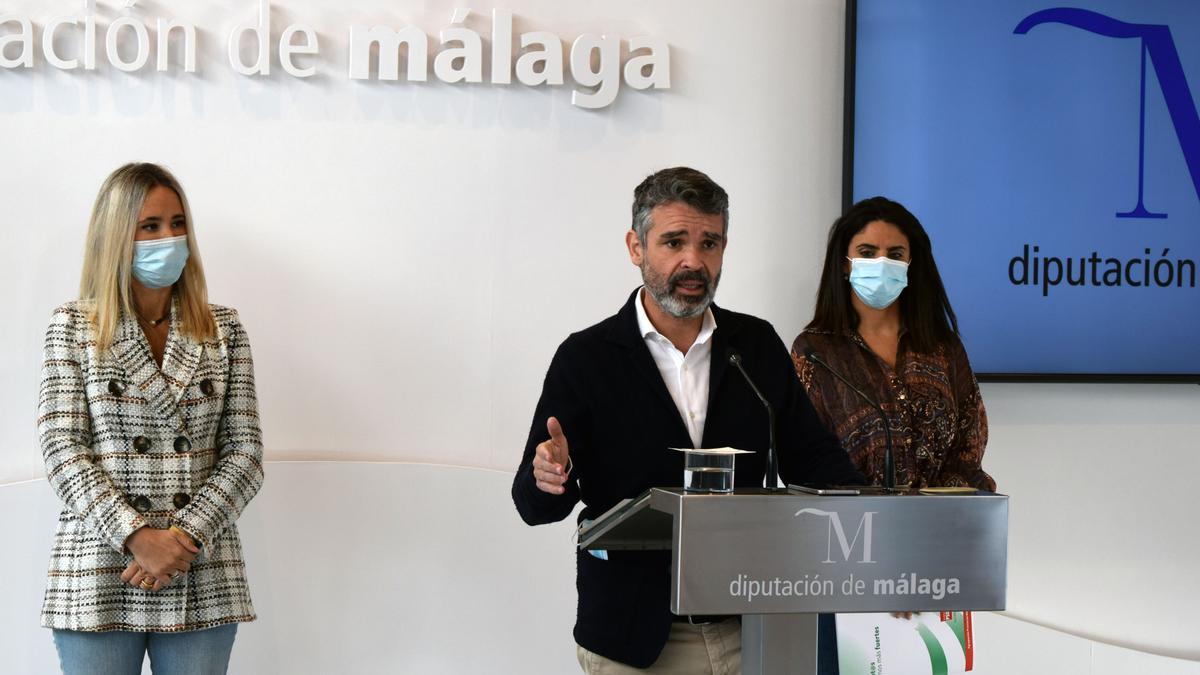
[677,447,751,493]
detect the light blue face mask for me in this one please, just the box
[132,235,190,289]
[847,256,909,309]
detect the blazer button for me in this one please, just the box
[108,379,126,396]
[200,379,215,396]
[172,493,191,509]
[173,436,192,453]
[133,436,152,453]
[131,495,152,513]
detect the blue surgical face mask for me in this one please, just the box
[132,235,189,289]
[847,256,909,309]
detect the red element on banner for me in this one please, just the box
[940,611,952,622]
[964,611,974,671]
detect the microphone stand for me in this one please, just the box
[727,350,781,491]
[803,348,897,491]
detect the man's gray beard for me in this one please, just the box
[642,265,720,319]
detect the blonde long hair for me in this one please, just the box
[80,163,216,352]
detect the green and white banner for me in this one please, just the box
[837,611,975,675]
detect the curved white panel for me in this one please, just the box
[3,463,581,674]
[981,383,1200,662]
[973,612,1200,675]
[235,463,581,674]
[4,463,1199,674]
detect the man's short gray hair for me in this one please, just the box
[631,167,729,245]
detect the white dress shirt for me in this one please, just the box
[634,287,717,448]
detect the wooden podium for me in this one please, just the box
[579,487,1008,674]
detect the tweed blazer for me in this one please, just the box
[38,300,264,632]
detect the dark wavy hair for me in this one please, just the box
[807,196,958,353]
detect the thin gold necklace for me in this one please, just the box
[137,312,169,327]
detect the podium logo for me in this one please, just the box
[795,508,877,564]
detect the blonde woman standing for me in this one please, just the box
[38,163,263,674]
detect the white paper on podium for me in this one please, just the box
[668,447,755,455]
[836,611,975,675]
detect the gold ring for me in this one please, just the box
[140,577,155,589]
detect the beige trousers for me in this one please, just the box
[576,618,741,674]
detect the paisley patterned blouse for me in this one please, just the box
[791,329,995,491]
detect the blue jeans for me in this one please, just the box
[53,624,237,675]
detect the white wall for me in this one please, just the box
[981,383,1200,661]
[1,0,1197,670]
[0,0,846,475]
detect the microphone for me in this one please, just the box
[727,349,781,490]
[802,347,896,491]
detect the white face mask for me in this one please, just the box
[132,235,190,289]
[847,257,909,309]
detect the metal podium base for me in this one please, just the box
[742,613,818,675]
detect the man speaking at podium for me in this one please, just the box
[512,167,863,674]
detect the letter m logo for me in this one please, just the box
[1016,8,1200,218]
[796,508,877,564]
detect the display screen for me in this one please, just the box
[849,0,1200,380]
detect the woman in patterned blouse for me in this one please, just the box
[39,164,263,674]
[791,196,995,491]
